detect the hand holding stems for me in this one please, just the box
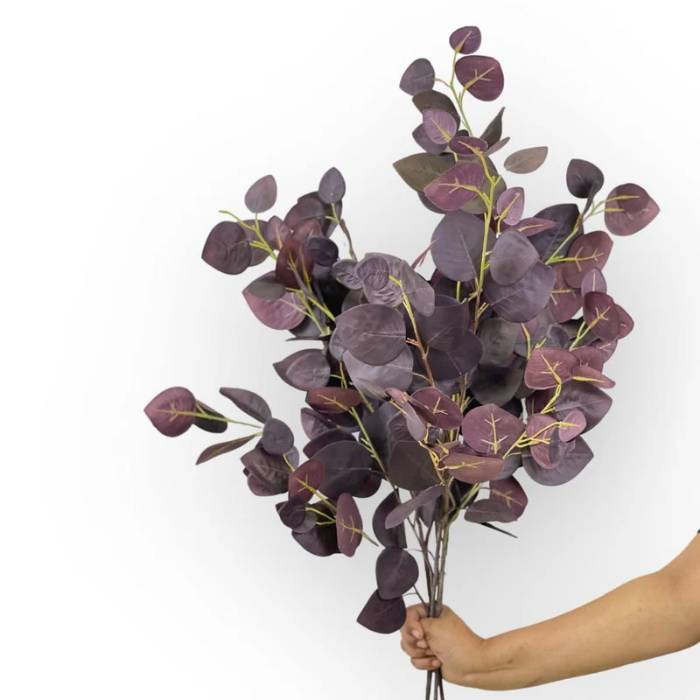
[400,535,700,690]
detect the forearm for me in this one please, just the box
[463,569,699,690]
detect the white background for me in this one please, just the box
[2,1,698,697]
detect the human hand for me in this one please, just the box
[399,604,486,685]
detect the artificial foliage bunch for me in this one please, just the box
[145,24,658,698]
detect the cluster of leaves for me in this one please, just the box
[145,24,658,638]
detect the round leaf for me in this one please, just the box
[400,58,435,95]
[376,548,420,599]
[455,55,504,101]
[334,303,406,365]
[357,590,406,634]
[483,261,555,323]
[422,108,457,145]
[144,386,196,437]
[449,26,481,54]
[496,187,525,226]
[273,349,331,390]
[489,230,539,285]
[430,211,485,282]
[201,222,251,274]
[583,291,620,341]
[562,230,613,288]
[461,403,524,456]
[242,273,305,330]
[288,459,325,503]
[524,347,577,389]
[244,174,277,214]
[261,418,294,456]
[423,160,485,212]
[604,183,659,236]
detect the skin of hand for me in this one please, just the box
[400,535,700,690]
[400,604,486,684]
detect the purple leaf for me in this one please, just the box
[529,203,580,261]
[306,387,362,414]
[480,107,505,147]
[219,387,271,423]
[443,446,504,484]
[604,183,659,236]
[548,265,582,323]
[242,273,305,330]
[461,403,524,456]
[409,387,462,429]
[430,210,485,281]
[244,174,277,214]
[561,230,613,288]
[455,55,504,101]
[583,291,620,341]
[571,365,616,389]
[288,459,325,503]
[193,401,227,434]
[524,347,578,389]
[241,446,292,496]
[388,440,439,490]
[273,349,331,390]
[558,409,587,442]
[385,485,443,529]
[496,187,525,226]
[483,261,555,323]
[357,590,406,634]
[393,153,453,192]
[423,160,485,212]
[523,437,593,486]
[261,418,295,456]
[504,147,548,174]
[449,132,488,156]
[490,475,528,518]
[400,58,435,95]
[144,386,196,437]
[376,548,419,599]
[489,230,539,285]
[334,303,406,365]
[465,498,516,523]
[373,492,407,549]
[343,347,413,399]
[449,26,482,54]
[417,295,470,352]
[566,158,604,208]
[315,440,379,499]
[318,167,346,204]
[422,108,458,145]
[196,434,257,465]
[336,493,363,557]
[201,221,251,274]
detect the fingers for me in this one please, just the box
[411,657,441,671]
[400,638,435,659]
[403,604,428,642]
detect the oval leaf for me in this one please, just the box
[504,147,548,174]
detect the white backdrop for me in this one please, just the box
[2,1,698,697]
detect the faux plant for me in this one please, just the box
[145,24,658,699]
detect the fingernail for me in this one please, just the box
[411,629,422,640]
[417,641,427,649]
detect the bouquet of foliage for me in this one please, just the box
[145,24,658,698]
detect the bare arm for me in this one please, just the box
[400,535,700,690]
